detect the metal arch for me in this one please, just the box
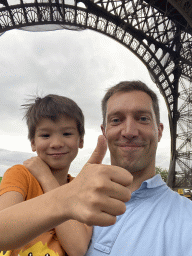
[0,0,191,189]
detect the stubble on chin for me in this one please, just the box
[111,152,145,174]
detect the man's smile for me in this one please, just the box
[116,141,146,149]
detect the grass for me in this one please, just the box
[0,177,2,183]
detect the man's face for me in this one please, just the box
[31,116,83,172]
[101,91,163,174]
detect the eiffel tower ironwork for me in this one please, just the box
[0,0,191,190]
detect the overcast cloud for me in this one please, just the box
[0,28,171,177]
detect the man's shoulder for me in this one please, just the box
[163,185,192,215]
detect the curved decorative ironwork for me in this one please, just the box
[0,0,191,189]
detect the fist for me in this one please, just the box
[65,135,133,226]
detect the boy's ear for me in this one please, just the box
[31,139,36,152]
[79,137,84,149]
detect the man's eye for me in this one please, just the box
[140,116,150,122]
[111,118,120,124]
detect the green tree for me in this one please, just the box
[155,166,168,182]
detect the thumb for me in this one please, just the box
[87,135,107,164]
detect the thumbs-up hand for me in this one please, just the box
[64,135,133,227]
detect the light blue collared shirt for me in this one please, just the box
[85,174,192,256]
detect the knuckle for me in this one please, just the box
[88,193,102,208]
[84,211,96,226]
[92,175,108,191]
[95,179,108,191]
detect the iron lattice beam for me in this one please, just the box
[0,0,191,189]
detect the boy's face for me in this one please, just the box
[31,116,83,172]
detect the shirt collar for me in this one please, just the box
[139,174,165,189]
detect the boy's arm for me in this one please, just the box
[0,136,133,252]
[24,156,92,256]
[0,187,70,250]
[0,180,92,253]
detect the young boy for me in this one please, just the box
[0,94,92,256]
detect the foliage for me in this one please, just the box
[0,177,2,184]
[155,166,168,182]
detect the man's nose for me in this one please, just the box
[121,117,139,139]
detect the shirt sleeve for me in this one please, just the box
[0,165,31,199]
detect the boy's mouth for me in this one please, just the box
[48,152,68,156]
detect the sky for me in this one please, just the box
[0,27,171,177]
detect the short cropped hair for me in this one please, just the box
[102,81,160,127]
[22,94,85,141]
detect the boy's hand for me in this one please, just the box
[65,135,133,227]
[23,156,52,183]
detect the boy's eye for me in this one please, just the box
[63,132,72,136]
[41,134,50,138]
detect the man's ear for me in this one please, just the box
[31,139,36,152]
[158,123,164,142]
[79,137,84,149]
[101,124,106,138]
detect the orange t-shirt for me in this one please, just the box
[0,164,73,256]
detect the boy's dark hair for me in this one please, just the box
[102,80,160,127]
[22,94,85,141]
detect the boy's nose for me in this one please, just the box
[121,118,139,139]
[50,136,64,148]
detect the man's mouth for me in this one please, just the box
[119,145,142,152]
[117,142,145,147]
[116,141,146,152]
[119,144,142,147]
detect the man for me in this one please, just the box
[85,81,192,256]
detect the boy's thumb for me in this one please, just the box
[87,135,107,165]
